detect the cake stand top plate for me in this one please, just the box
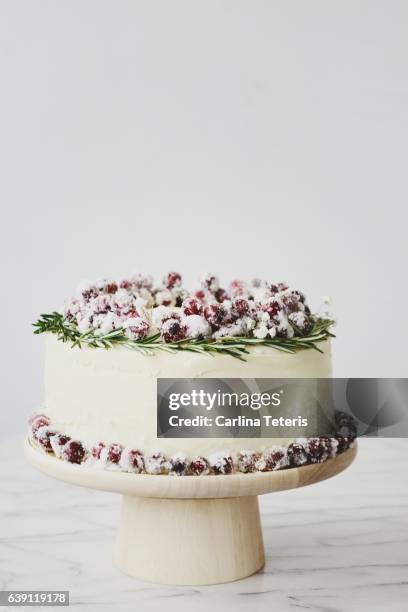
[24,438,357,499]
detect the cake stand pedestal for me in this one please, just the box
[24,439,356,586]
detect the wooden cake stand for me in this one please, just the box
[24,438,357,586]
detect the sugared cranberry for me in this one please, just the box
[233,298,250,317]
[277,282,289,292]
[287,442,308,467]
[145,452,168,475]
[335,413,357,441]
[91,442,105,459]
[124,317,150,340]
[105,282,118,294]
[190,457,210,476]
[263,446,290,470]
[203,304,228,329]
[201,274,219,293]
[210,454,234,475]
[106,443,123,464]
[61,440,86,464]
[307,438,329,463]
[30,414,50,433]
[238,450,259,473]
[193,289,206,301]
[161,318,187,343]
[170,455,188,476]
[281,291,302,313]
[182,297,202,316]
[229,279,246,297]
[120,449,145,473]
[35,426,57,452]
[164,271,182,289]
[215,288,229,303]
[335,435,351,453]
[262,300,281,319]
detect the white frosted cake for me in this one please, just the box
[29,273,355,475]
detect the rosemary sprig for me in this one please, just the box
[33,312,335,361]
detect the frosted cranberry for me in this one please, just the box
[182,297,202,316]
[51,433,71,448]
[238,450,259,473]
[262,300,281,319]
[127,450,145,473]
[233,298,250,317]
[210,454,233,475]
[35,427,57,452]
[229,279,246,296]
[277,282,289,292]
[119,279,131,289]
[201,274,219,293]
[105,282,118,294]
[106,443,123,464]
[335,413,357,441]
[215,288,229,303]
[124,317,150,340]
[190,457,210,476]
[91,442,105,459]
[82,287,98,301]
[335,435,350,453]
[281,291,302,313]
[264,447,289,470]
[287,442,308,467]
[161,318,187,343]
[307,438,329,463]
[203,304,228,329]
[62,440,86,464]
[194,289,206,301]
[164,271,182,289]
[269,283,279,294]
[30,414,50,433]
[170,455,188,476]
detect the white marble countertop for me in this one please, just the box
[1,437,408,612]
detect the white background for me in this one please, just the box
[1,1,407,435]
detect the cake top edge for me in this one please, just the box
[33,272,335,359]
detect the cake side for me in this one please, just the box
[44,334,332,454]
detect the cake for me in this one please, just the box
[29,273,356,475]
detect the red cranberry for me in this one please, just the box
[203,304,228,329]
[30,414,50,433]
[190,457,210,476]
[161,318,187,343]
[233,298,250,317]
[62,440,86,464]
[91,442,105,459]
[287,442,308,467]
[106,443,123,464]
[182,297,202,316]
[164,271,182,289]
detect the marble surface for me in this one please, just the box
[1,437,408,612]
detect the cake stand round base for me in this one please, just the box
[115,495,264,585]
[24,438,357,585]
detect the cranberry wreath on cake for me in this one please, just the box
[29,272,356,476]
